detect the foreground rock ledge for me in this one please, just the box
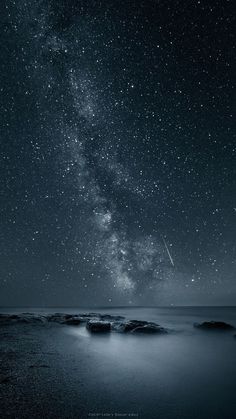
[0,313,167,335]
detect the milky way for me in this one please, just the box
[0,0,235,306]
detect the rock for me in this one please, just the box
[122,320,149,332]
[47,313,85,325]
[9,315,19,320]
[20,313,46,323]
[86,320,111,333]
[64,314,74,320]
[194,321,235,330]
[80,313,100,319]
[76,314,99,323]
[0,314,12,323]
[99,314,125,322]
[47,313,68,323]
[0,312,168,336]
[114,319,167,334]
[0,313,45,324]
[131,324,167,334]
[63,318,81,326]
[23,316,45,324]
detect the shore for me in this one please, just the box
[1,308,236,418]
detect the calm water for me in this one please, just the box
[1,307,236,418]
[69,307,236,419]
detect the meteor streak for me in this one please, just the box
[161,236,175,267]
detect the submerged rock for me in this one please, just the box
[194,321,235,331]
[86,320,111,333]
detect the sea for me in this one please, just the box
[1,306,236,419]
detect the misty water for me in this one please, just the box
[50,307,236,417]
[63,306,236,419]
[2,306,236,418]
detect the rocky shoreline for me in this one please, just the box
[1,310,236,419]
[0,312,167,334]
[0,313,235,336]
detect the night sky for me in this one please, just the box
[0,0,235,307]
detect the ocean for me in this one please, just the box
[1,306,236,418]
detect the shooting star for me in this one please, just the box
[161,236,175,267]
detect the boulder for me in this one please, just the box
[115,319,167,334]
[86,320,111,333]
[194,321,235,330]
[122,320,149,332]
[131,324,167,334]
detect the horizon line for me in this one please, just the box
[0,305,236,309]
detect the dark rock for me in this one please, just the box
[9,315,19,320]
[64,314,74,320]
[114,319,167,334]
[0,313,45,324]
[99,314,125,322]
[194,321,235,330]
[80,313,100,318]
[47,313,84,324]
[0,312,168,336]
[19,313,46,323]
[67,313,100,324]
[123,320,149,332]
[0,314,11,323]
[47,313,68,323]
[86,320,111,333]
[24,316,45,324]
[63,313,124,325]
[131,324,167,334]
[63,318,81,325]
